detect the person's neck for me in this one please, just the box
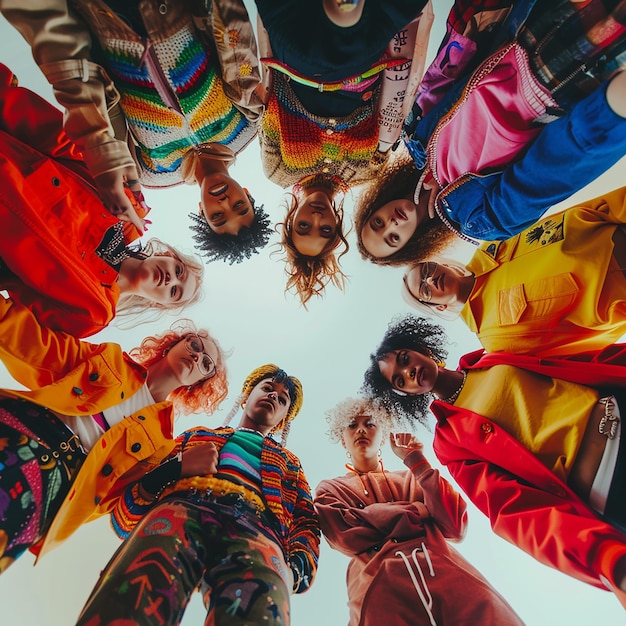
[237,416,273,437]
[432,368,465,401]
[350,455,381,473]
[145,360,178,403]
[195,155,229,182]
[302,186,336,202]
[458,273,476,304]
[116,257,141,294]
[296,173,347,195]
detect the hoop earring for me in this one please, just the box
[377,449,382,458]
[346,450,351,460]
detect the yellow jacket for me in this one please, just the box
[461,186,626,357]
[0,296,176,557]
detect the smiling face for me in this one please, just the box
[199,173,254,235]
[377,349,439,395]
[164,333,221,388]
[240,378,292,435]
[291,190,339,257]
[128,255,197,305]
[342,414,384,468]
[360,199,423,258]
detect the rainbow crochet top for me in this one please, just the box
[98,22,256,187]
[112,427,318,556]
[261,72,379,187]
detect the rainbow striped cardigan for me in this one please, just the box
[72,0,257,187]
[112,426,319,593]
[260,72,381,188]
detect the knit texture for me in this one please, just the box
[111,426,319,588]
[98,22,255,186]
[260,72,380,187]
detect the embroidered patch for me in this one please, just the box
[227,29,239,47]
[524,216,565,246]
[239,63,253,77]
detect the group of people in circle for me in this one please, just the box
[1,0,626,624]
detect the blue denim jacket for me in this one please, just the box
[437,82,626,240]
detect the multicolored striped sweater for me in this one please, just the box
[73,1,256,187]
[259,72,382,188]
[112,426,320,593]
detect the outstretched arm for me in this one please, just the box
[0,0,144,231]
[439,72,626,240]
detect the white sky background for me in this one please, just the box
[1,1,626,624]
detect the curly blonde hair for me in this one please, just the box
[129,319,228,416]
[116,238,204,326]
[354,159,455,266]
[279,193,350,307]
[326,396,393,444]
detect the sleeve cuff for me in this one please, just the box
[404,450,430,474]
[82,138,137,178]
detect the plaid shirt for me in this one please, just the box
[520,0,626,104]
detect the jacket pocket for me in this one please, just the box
[497,273,579,326]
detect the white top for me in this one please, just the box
[59,384,156,451]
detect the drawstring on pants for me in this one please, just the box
[395,543,437,626]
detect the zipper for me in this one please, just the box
[141,39,180,112]
[530,6,590,96]
[550,62,588,96]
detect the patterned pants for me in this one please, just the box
[77,496,292,626]
[0,398,83,574]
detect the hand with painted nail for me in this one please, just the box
[95,167,146,233]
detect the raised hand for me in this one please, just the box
[389,432,424,461]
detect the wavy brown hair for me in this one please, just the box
[129,319,229,416]
[354,159,455,267]
[279,193,350,307]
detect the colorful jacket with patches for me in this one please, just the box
[0,295,176,559]
[112,425,320,594]
[460,186,626,356]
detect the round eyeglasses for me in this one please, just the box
[417,262,434,303]
[183,334,216,378]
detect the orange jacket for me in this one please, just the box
[0,66,142,337]
[0,296,176,557]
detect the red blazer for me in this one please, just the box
[433,346,626,606]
